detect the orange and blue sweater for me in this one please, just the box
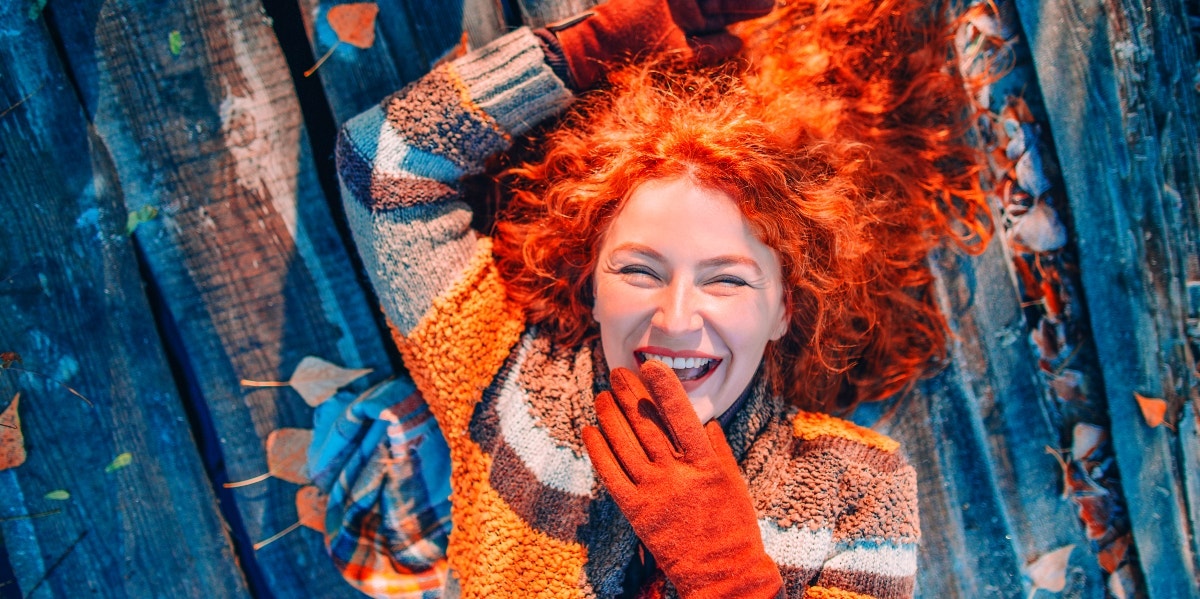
[331,27,920,599]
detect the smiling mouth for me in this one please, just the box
[636,352,721,381]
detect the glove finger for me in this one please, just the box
[704,420,739,466]
[688,31,744,65]
[593,390,653,482]
[610,366,680,463]
[638,360,711,457]
[582,425,638,501]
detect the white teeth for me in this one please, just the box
[642,353,713,370]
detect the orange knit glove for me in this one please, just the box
[582,361,783,599]
[549,0,774,89]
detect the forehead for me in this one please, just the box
[602,177,772,259]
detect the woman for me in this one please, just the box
[316,0,988,597]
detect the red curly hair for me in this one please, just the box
[491,0,990,413]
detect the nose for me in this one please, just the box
[651,279,703,335]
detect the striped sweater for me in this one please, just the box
[333,27,919,599]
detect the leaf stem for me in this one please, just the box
[0,367,93,407]
[223,472,271,488]
[303,41,341,77]
[0,509,61,522]
[239,380,290,388]
[253,521,301,550]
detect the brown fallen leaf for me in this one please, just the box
[1071,422,1107,462]
[1134,392,1167,428]
[296,485,327,533]
[1098,533,1131,573]
[1108,563,1136,599]
[241,355,371,407]
[304,3,380,77]
[0,393,26,470]
[1025,545,1075,598]
[0,352,21,368]
[267,428,313,485]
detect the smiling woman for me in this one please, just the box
[592,178,789,422]
[323,0,986,597]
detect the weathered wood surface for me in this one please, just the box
[1014,0,1200,596]
[0,3,249,597]
[2,0,1198,596]
[38,0,399,596]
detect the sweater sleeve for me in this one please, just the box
[335,27,574,337]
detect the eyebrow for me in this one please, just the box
[609,243,765,273]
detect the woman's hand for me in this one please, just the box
[582,360,783,598]
[549,0,775,89]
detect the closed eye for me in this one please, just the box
[707,275,749,287]
[618,265,661,282]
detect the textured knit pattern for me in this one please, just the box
[331,26,919,599]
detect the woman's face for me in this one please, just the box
[592,176,789,422]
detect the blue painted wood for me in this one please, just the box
[44,0,398,595]
[0,3,249,596]
[1012,0,1200,596]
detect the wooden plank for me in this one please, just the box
[0,5,249,597]
[47,0,398,595]
[1013,0,1200,595]
[298,0,510,125]
[868,237,1104,596]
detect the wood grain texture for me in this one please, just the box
[1013,0,1200,595]
[45,0,398,595]
[0,5,248,597]
[869,237,1104,597]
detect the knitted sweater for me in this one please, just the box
[333,27,920,599]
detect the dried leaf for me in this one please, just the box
[1098,533,1131,573]
[1,393,26,470]
[267,428,313,484]
[328,3,379,49]
[1075,493,1113,540]
[169,30,184,56]
[288,356,371,407]
[0,351,20,368]
[125,205,159,235]
[296,485,327,533]
[1025,545,1075,595]
[1049,369,1085,402]
[1071,422,1107,461]
[1134,392,1167,428]
[104,452,133,473]
[1010,199,1066,252]
[1108,564,1135,599]
[44,490,70,501]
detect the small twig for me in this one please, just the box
[0,422,14,429]
[23,530,87,599]
[0,82,46,121]
[0,509,61,523]
[0,367,93,407]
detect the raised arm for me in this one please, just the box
[335,27,573,337]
